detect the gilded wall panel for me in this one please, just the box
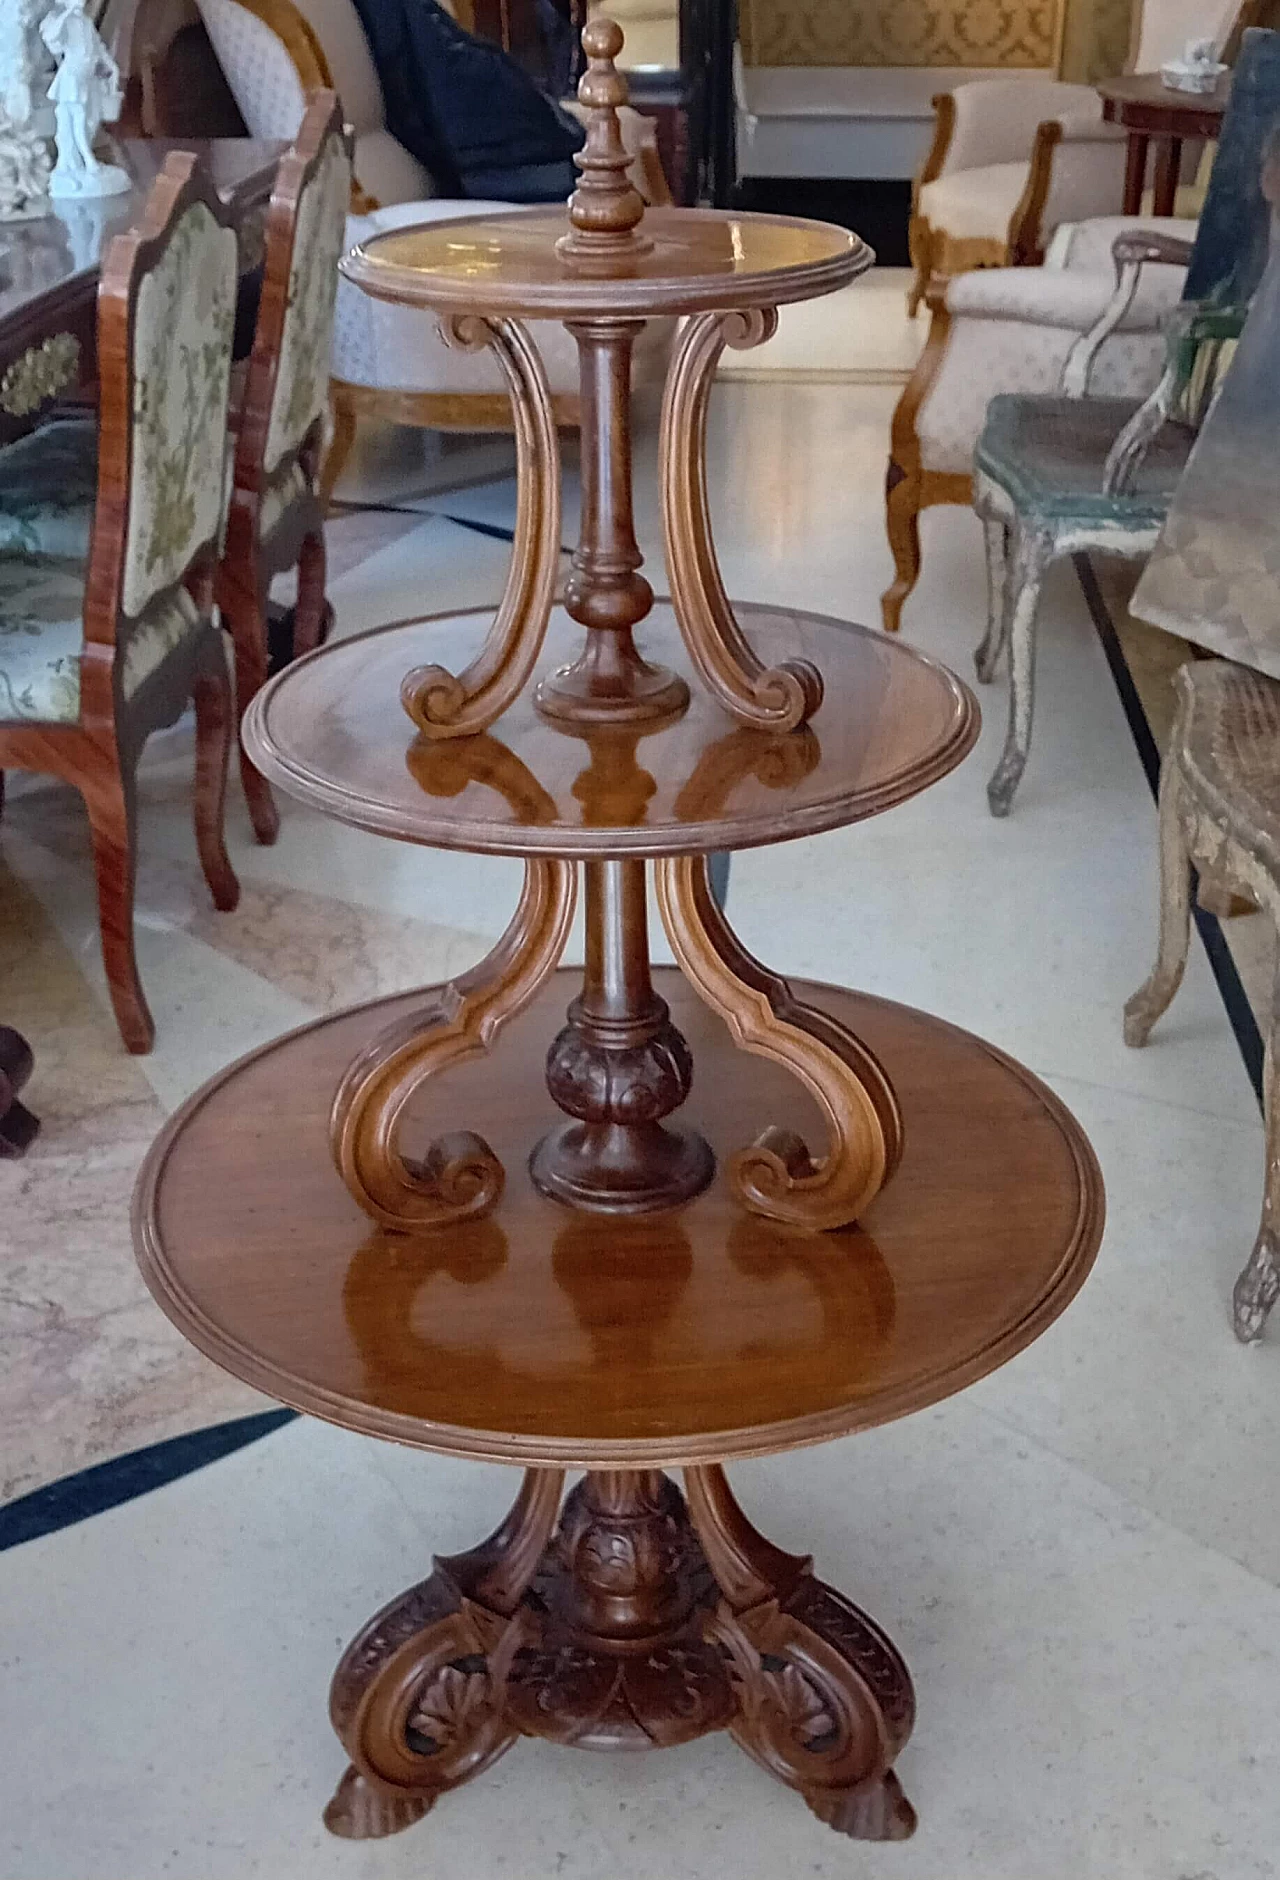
[1059,0,1134,79]
[739,0,1063,67]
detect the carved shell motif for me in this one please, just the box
[407,1663,492,1752]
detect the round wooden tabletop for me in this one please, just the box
[243,604,978,859]
[1097,69,1229,134]
[134,970,1103,1469]
[341,206,872,320]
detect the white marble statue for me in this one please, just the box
[0,0,54,222]
[40,0,129,198]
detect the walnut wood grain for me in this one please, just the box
[133,969,1103,1466]
[556,17,652,271]
[400,315,562,739]
[341,207,870,323]
[531,858,714,1212]
[534,318,689,727]
[330,858,576,1228]
[322,1461,915,1843]
[656,854,902,1229]
[660,307,823,731]
[241,603,980,859]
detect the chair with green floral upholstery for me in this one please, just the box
[218,90,351,846]
[971,27,1280,818]
[0,151,241,1052]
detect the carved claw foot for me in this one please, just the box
[1234,1228,1280,1344]
[323,1767,435,1838]
[325,1465,919,1842]
[806,1768,918,1840]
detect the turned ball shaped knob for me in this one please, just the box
[582,14,623,60]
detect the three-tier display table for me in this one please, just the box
[133,21,1103,1850]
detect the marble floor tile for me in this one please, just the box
[3,1404,1279,1878]
[3,367,1278,1878]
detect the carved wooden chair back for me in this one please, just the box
[217,92,350,846]
[232,90,351,505]
[83,148,239,729]
[0,149,241,1051]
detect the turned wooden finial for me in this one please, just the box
[557,15,653,268]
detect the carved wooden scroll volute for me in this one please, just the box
[660,308,824,733]
[655,855,902,1229]
[400,316,561,740]
[331,858,576,1228]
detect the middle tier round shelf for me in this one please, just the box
[244,603,978,857]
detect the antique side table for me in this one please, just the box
[1098,70,1229,216]
[133,20,1104,1849]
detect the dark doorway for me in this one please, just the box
[732,177,912,264]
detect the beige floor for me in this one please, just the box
[3,306,1279,1880]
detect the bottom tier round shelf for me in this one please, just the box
[134,969,1103,1469]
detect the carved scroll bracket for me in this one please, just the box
[660,308,824,733]
[330,857,576,1229]
[655,855,902,1229]
[400,315,561,740]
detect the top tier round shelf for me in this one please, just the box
[244,603,978,859]
[341,207,872,321]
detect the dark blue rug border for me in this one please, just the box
[0,1409,296,1552]
[1076,552,1265,1108]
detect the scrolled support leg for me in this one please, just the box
[655,854,902,1229]
[660,308,823,730]
[331,857,577,1228]
[975,515,1010,683]
[986,528,1050,819]
[1123,743,1192,1048]
[400,316,562,740]
[685,1465,917,1841]
[325,1469,565,1838]
[1235,957,1280,1343]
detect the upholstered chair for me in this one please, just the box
[907,0,1247,313]
[0,154,241,1052]
[883,213,1190,633]
[194,0,672,487]
[1124,659,1280,1343]
[219,92,352,845]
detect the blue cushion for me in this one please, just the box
[0,552,203,724]
[975,394,1192,524]
[0,417,98,561]
[349,0,583,198]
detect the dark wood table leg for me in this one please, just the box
[324,1465,916,1843]
[1123,132,1149,216]
[1152,136,1182,216]
[0,1026,39,1156]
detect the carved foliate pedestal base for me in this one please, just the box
[325,1466,916,1844]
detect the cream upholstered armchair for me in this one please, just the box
[883,215,1192,632]
[907,0,1247,314]
[195,0,672,487]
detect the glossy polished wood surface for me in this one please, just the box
[134,970,1103,1467]
[342,207,872,320]
[243,604,979,857]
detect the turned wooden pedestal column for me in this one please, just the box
[132,19,1105,1852]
